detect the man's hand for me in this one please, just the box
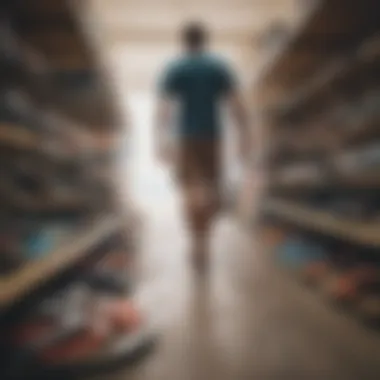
[155,98,175,165]
[238,135,251,165]
[229,92,251,165]
[157,141,176,166]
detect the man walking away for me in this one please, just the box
[156,22,249,271]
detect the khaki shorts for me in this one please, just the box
[177,139,221,190]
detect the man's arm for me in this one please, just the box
[219,62,251,163]
[155,97,174,163]
[228,91,251,163]
[155,63,178,164]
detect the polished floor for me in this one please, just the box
[102,93,380,380]
[107,200,380,380]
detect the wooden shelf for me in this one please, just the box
[274,58,350,118]
[271,33,380,121]
[255,0,322,93]
[264,198,380,247]
[0,121,78,159]
[267,113,380,170]
[271,171,380,191]
[0,185,89,215]
[11,0,93,70]
[0,117,119,161]
[257,0,380,109]
[270,175,327,190]
[0,215,121,310]
[0,123,40,152]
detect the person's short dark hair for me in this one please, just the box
[182,22,208,50]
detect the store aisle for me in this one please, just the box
[105,93,380,380]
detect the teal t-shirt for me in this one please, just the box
[159,53,236,138]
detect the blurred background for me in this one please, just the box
[1,1,380,380]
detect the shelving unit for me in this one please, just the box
[0,215,119,309]
[250,0,380,325]
[264,199,380,248]
[0,2,154,379]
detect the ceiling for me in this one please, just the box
[86,0,302,89]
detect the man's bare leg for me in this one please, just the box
[183,182,220,271]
